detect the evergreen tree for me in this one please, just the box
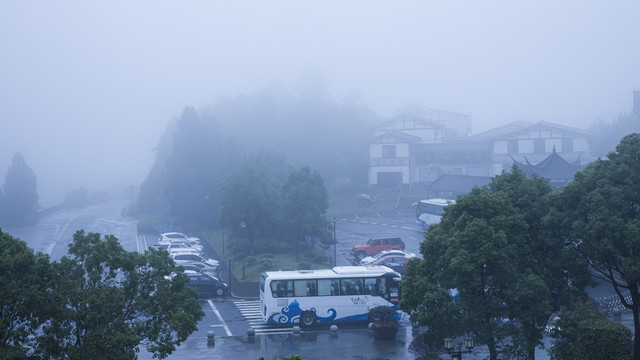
[1,153,39,226]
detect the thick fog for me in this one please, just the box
[1,1,639,200]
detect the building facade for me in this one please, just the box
[369,114,592,192]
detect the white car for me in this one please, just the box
[159,232,201,245]
[170,252,219,268]
[166,240,204,254]
[360,250,416,265]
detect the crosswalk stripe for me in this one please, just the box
[233,300,296,335]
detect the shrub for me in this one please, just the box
[298,262,311,270]
[258,253,275,270]
[245,256,258,265]
[549,306,632,360]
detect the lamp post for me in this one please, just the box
[332,216,337,267]
[444,337,474,360]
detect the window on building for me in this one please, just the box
[382,145,396,158]
[518,140,534,153]
[493,141,508,154]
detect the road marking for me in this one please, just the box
[45,215,78,255]
[234,300,296,335]
[401,226,423,233]
[207,300,233,336]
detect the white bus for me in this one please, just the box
[259,266,401,327]
[415,198,455,230]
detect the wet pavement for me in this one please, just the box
[137,309,635,360]
[135,279,637,360]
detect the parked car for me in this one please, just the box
[174,259,219,275]
[170,252,219,269]
[351,237,405,261]
[159,232,202,246]
[166,241,204,254]
[360,250,416,265]
[184,271,229,297]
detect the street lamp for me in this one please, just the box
[332,216,337,267]
[444,337,474,360]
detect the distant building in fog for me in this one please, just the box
[369,114,592,195]
[634,90,640,114]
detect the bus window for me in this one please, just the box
[294,280,317,296]
[377,279,386,295]
[307,280,317,296]
[271,280,294,298]
[317,279,332,296]
[364,278,377,295]
[341,278,363,295]
[331,280,340,295]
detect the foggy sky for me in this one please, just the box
[1,1,639,200]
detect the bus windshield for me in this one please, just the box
[259,266,401,327]
[415,198,455,230]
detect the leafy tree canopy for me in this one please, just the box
[400,168,589,360]
[219,150,291,254]
[0,230,50,358]
[549,303,632,360]
[1,229,204,359]
[280,166,329,254]
[552,132,640,359]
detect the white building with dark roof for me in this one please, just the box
[369,115,593,194]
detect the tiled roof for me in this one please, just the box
[512,148,584,185]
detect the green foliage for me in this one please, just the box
[552,133,640,359]
[219,150,290,254]
[549,305,632,360]
[369,305,399,328]
[258,253,276,270]
[1,153,39,226]
[280,166,329,255]
[219,152,330,258]
[29,230,204,359]
[0,230,50,357]
[258,355,302,360]
[400,168,590,360]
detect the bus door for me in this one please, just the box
[383,273,401,305]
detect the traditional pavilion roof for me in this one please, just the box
[511,147,584,188]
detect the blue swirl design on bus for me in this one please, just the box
[267,299,304,323]
[266,299,399,324]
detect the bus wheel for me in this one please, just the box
[300,312,316,327]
